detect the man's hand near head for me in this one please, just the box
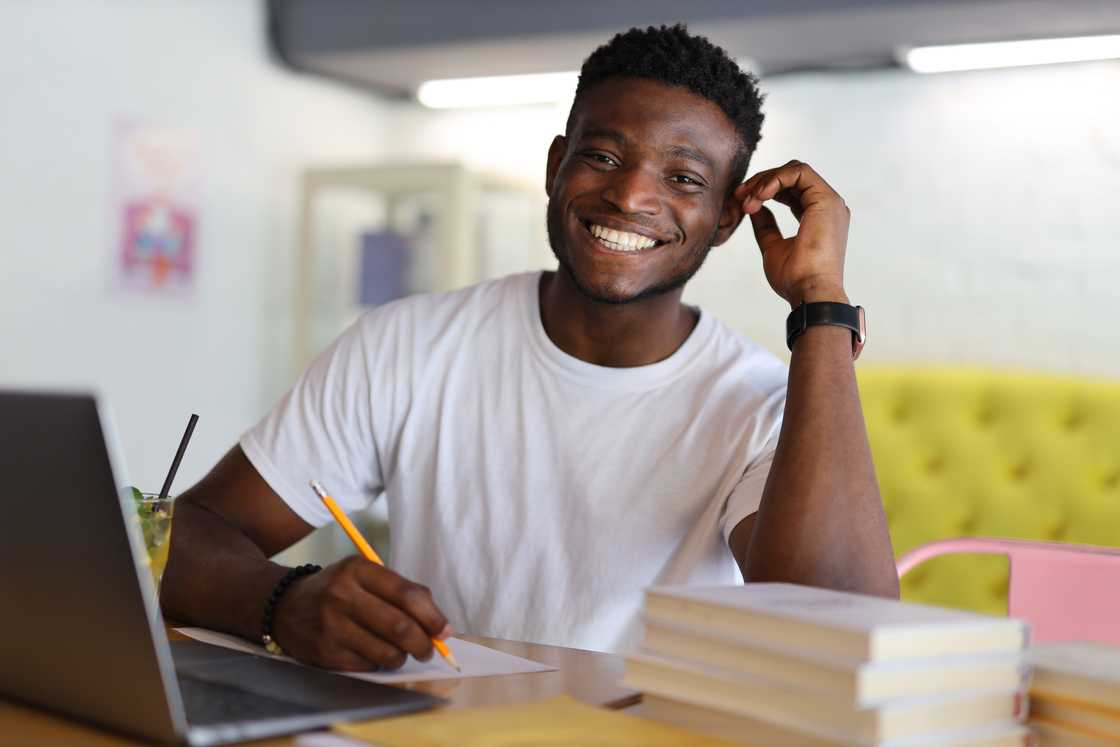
[160,446,452,671]
[736,159,852,307]
[726,160,899,599]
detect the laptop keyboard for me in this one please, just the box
[177,674,320,725]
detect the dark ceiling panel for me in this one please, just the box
[267,0,1120,98]
[270,0,966,54]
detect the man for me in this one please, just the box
[161,24,898,672]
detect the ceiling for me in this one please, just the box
[267,0,1120,99]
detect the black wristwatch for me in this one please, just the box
[786,302,867,360]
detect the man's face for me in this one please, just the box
[545,77,744,305]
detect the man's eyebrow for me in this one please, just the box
[666,144,714,170]
[579,127,629,147]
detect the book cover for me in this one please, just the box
[645,583,1028,661]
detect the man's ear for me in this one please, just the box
[545,135,567,197]
[711,184,746,247]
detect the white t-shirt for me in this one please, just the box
[242,271,787,652]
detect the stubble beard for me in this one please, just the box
[545,201,715,306]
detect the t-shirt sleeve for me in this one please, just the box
[718,377,786,545]
[719,439,777,545]
[240,318,382,528]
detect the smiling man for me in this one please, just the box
[161,24,898,670]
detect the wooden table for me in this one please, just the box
[0,631,638,746]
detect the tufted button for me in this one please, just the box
[1103,470,1120,491]
[1058,409,1084,431]
[891,403,909,424]
[925,454,944,475]
[975,407,995,427]
[906,565,928,586]
[1046,515,1068,540]
[1008,462,1031,482]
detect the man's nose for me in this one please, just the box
[602,165,661,216]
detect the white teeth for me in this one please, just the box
[588,224,657,251]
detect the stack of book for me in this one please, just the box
[1028,641,1120,746]
[625,583,1033,747]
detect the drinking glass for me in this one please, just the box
[132,491,176,589]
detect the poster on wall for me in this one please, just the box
[113,123,201,293]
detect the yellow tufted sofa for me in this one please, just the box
[858,367,1120,615]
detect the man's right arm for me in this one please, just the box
[160,445,451,671]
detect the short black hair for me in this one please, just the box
[569,23,765,188]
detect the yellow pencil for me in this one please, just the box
[309,480,461,672]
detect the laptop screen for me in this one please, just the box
[0,391,185,743]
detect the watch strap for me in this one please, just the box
[786,302,864,357]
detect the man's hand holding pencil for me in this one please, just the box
[267,482,457,672]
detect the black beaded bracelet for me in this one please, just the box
[261,563,321,655]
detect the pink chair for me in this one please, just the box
[897,537,1120,645]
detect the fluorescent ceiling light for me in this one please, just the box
[417,71,579,109]
[902,34,1120,74]
[416,58,757,109]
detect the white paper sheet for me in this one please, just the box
[175,627,556,683]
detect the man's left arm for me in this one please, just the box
[726,160,899,598]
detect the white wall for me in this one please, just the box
[0,1,392,490]
[373,60,1120,376]
[696,61,1120,374]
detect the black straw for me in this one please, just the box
[159,414,199,500]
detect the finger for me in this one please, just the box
[790,160,839,194]
[739,169,777,207]
[348,590,435,662]
[741,166,779,192]
[319,646,382,672]
[335,616,410,671]
[301,630,388,672]
[749,205,784,254]
[740,183,778,216]
[742,165,807,217]
[752,168,802,204]
[356,564,450,639]
[754,161,839,210]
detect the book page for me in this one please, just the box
[175,627,555,683]
[1031,642,1120,682]
[650,583,1024,633]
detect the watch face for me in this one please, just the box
[853,306,867,360]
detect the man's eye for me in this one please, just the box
[582,152,618,167]
[670,174,704,187]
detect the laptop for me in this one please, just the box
[0,391,443,745]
